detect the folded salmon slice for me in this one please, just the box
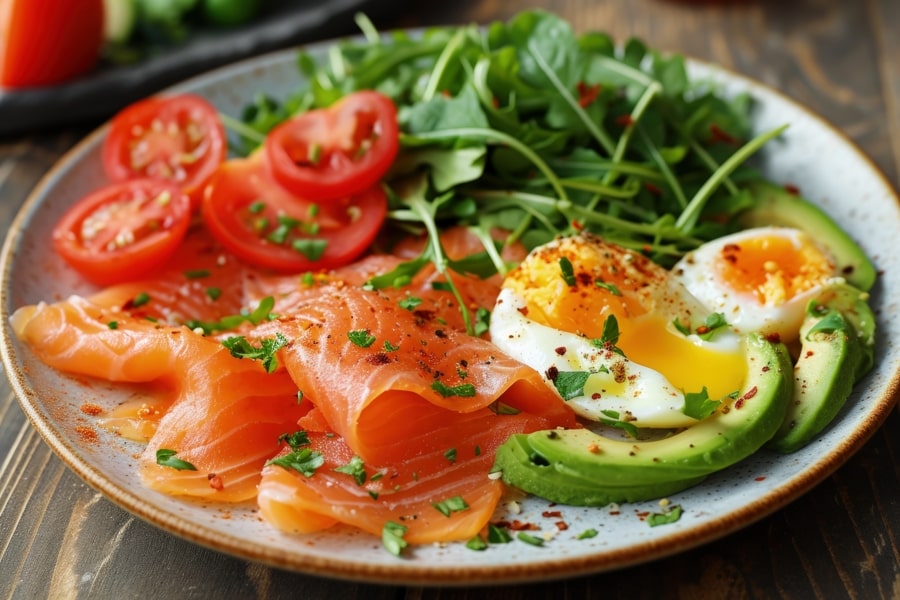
[11,296,308,502]
[258,407,548,543]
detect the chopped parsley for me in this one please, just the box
[107,321,119,330]
[443,448,457,463]
[383,340,400,352]
[131,292,151,307]
[186,296,277,335]
[155,449,197,471]
[674,313,730,340]
[806,309,846,338]
[473,307,491,336]
[595,279,622,295]
[221,332,288,373]
[334,455,367,486]
[647,504,683,527]
[431,381,477,398]
[552,371,592,401]
[292,238,328,260]
[590,314,624,355]
[487,524,513,544]
[517,532,545,546]
[576,528,599,540]
[382,521,409,556]
[184,269,210,279]
[466,535,488,551]
[398,296,423,311]
[432,495,470,517]
[598,409,638,438]
[348,329,376,348]
[683,387,723,420]
[278,430,311,448]
[205,287,222,301]
[559,256,577,286]
[265,448,324,477]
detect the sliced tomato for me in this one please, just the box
[202,156,387,272]
[0,0,104,88]
[52,179,192,286]
[102,94,227,209]
[264,90,399,202]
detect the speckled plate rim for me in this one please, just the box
[1,37,898,587]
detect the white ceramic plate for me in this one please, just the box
[2,40,898,586]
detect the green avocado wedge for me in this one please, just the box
[738,181,876,291]
[767,287,875,454]
[492,334,793,506]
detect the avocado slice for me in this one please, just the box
[492,334,792,506]
[768,289,873,454]
[738,181,876,291]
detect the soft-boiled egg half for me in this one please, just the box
[672,226,841,343]
[490,234,746,428]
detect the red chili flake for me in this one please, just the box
[755,476,767,482]
[516,306,529,316]
[555,521,569,531]
[571,219,584,231]
[491,96,499,108]
[641,244,652,255]
[765,332,782,344]
[644,182,663,196]
[762,366,770,372]
[591,392,601,400]
[709,123,740,146]
[80,403,103,416]
[545,366,560,382]
[542,510,563,518]
[696,325,710,335]
[576,81,601,107]
[554,346,567,356]
[441,89,451,97]
[615,114,634,127]
[508,520,540,531]
[783,183,800,195]
[208,474,224,491]
[736,386,758,408]
[805,350,815,359]
[366,353,391,365]
[74,426,98,443]
[635,511,650,519]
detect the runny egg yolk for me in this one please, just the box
[502,234,746,401]
[716,234,834,306]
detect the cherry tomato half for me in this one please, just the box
[202,157,387,272]
[52,179,192,286]
[264,90,399,203]
[0,0,104,88]
[102,94,227,209]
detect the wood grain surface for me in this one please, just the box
[1,0,898,598]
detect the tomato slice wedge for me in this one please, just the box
[102,94,227,209]
[201,156,387,272]
[52,179,192,286]
[264,90,399,202]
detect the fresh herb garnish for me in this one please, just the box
[265,448,324,477]
[382,521,409,556]
[278,430,311,448]
[431,381,477,398]
[577,528,599,540]
[466,535,488,551]
[487,524,513,544]
[334,455,367,486]
[131,292,151,308]
[647,504,684,527]
[348,329,376,348]
[156,449,197,471]
[184,269,210,279]
[186,296,277,335]
[559,256,577,286]
[517,532,545,547]
[432,495,470,517]
[221,332,288,373]
[595,280,622,296]
[598,409,639,438]
[398,296,423,311]
[683,387,723,420]
[552,371,592,401]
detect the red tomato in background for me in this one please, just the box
[53,179,192,286]
[264,90,399,203]
[0,0,104,88]
[202,156,387,272]
[102,94,227,209]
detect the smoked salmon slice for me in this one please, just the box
[11,296,308,502]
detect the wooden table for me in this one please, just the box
[2,0,898,597]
